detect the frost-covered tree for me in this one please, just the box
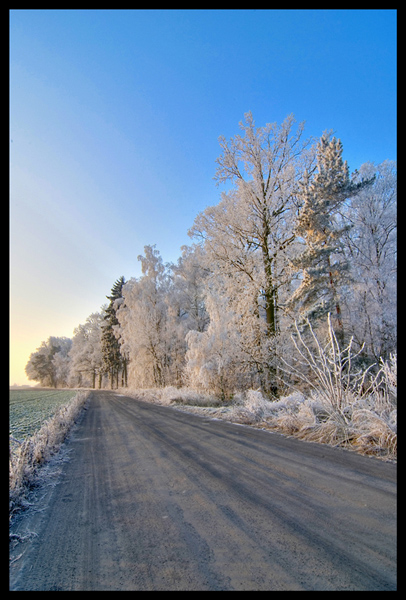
[53,350,72,388]
[288,134,374,339]
[213,112,315,336]
[69,312,104,388]
[341,160,397,360]
[171,244,209,334]
[25,336,72,388]
[117,245,209,389]
[117,246,174,388]
[101,276,127,389]
[189,112,315,392]
[184,289,245,398]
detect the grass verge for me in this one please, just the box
[9,390,91,517]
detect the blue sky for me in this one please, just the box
[10,9,396,384]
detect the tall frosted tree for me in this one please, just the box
[189,112,315,393]
[210,112,314,338]
[288,134,373,339]
[101,276,127,389]
[69,312,104,388]
[171,244,209,334]
[341,160,397,360]
[117,246,172,388]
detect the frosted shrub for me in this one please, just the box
[260,392,313,434]
[276,315,397,458]
[268,391,307,414]
[350,354,397,458]
[233,389,279,423]
[122,386,221,407]
[280,314,377,414]
[243,389,271,420]
[352,405,397,457]
[231,390,315,433]
[159,386,221,407]
[377,353,397,405]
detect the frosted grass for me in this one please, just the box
[9,390,91,515]
[10,389,80,440]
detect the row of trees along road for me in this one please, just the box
[25,113,396,397]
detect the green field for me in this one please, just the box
[9,389,79,440]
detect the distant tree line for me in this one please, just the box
[25,113,396,396]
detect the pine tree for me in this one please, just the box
[289,134,373,339]
[101,276,127,388]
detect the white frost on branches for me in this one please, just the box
[23,113,396,459]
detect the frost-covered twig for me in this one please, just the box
[279,314,376,414]
[275,315,397,458]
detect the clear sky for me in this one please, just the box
[10,9,396,385]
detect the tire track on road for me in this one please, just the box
[10,391,396,591]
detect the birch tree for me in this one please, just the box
[171,244,209,334]
[213,112,314,336]
[117,246,173,388]
[341,160,397,360]
[189,112,315,392]
[69,312,104,388]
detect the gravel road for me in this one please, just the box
[9,391,396,591]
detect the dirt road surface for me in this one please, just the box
[9,391,396,591]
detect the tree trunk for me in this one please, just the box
[262,256,278,343]
[261,215,277,338]
[327,256,344,343]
